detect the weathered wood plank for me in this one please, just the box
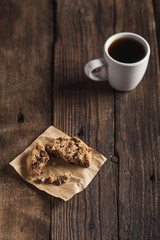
[115,0,160,239]
[0,0,53,239]
[52,0,118,239]
[153,0,160,57]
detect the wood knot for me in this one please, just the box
[78,7,90,17]
[89,220,95,229]
[77,126,85,137]
[111,155,119,164]
[17,111,24,123]
[150,174,154,182]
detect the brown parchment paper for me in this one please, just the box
[9,126,107,201]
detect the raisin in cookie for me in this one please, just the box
[45,137,90,167]
[26,143,49,177]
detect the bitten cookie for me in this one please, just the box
[45,137,90,167]
[26,143,49,177]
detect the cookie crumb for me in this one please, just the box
[48,174,57,183]
[38,176,46,183]
[55,177,63,185]
[46,173,72,185]
[54,173,72,185]
[61,173,71,183]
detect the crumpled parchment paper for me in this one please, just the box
[9,126,107,201]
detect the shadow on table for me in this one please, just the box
[54,75,114,99]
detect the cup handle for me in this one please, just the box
[84,58,107,81]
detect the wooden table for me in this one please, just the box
[0,0,160,239]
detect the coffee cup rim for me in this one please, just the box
[104,32,150,66]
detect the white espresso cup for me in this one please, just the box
[84,32,150,91]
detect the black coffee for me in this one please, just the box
[108,38,146,63]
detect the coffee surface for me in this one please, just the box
[108,38,146,63]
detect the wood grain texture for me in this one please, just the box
[115,0,160,239]
[153,0,160,57]
[52,0,118,239]
[0,0,53,239]
[0,0,160,239]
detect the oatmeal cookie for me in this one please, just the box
[26,143,49,177]
[46,137,90,167]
